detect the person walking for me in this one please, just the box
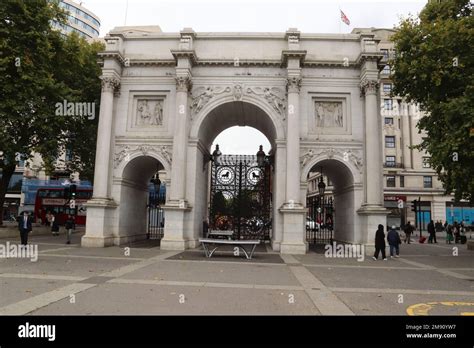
[18,211,33,247]
[50,212,60,236]
[427,220,437,243]
[403,221,414,244]
[372,224,387,261]
[387,225,401,258]
[446,224,454,244]
[65,215,75,245]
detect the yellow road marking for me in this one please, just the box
[407,301,474,316]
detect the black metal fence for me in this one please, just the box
[306,195,334,244]
[147,190,165,240]
[209,155,272,240]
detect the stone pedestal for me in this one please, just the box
[357,205,388,254]
[160,203,193,250]
[279,206,308,254]
[82,198,117,247]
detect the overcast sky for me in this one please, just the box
[80,0,426,155]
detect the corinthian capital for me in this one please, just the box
[360,79,379,96]
[175,76,192,92]
[101,76,121,93]
[286,76,302,93]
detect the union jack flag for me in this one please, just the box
[340,10,350,26]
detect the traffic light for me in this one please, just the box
[70,184,77,198]
[411,199,418,213]
[64,186,70,200]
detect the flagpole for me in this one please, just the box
[339,7,341,34]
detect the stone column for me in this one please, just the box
[285,76,302,204]
[361,79,383,207]
[358,78,388,253]
[161,74,193,250]
[280,75,308,255]
[92,76,120,200]
[169,75,192,203]
[279,30,308,255]
[82,75,120,248]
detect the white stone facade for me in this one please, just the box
[82,26,389,254]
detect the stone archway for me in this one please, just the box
[160,98,286,250]
[84,27,389,254]
[301,152,364,244]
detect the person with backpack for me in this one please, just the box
[372,224,387,261]
[387,225,401,258]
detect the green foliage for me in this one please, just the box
[391,0,474,203]
[0,0,103,223]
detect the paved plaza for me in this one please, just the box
[0,232,473,316]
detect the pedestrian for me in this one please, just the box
[443,220,448,231]
[65,215,75,244]
[446,224,454,244]
[51,212,60,236]
[372,224,387,261]
[387,225,401,258]
[403,221,414,244]
[427,220,437,243]
[18,211,33,247]
[453,221,460,243]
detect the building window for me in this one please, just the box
[381,49,389,59]
[3,173,23,193]
[399,175,404,187]
[385,156,396,167]
[385,136,395,148]
[422,157,430,168]
[384,99,393,111]
[384,117,394,125]
[386,176,396,187]
[383,83,392,93]
[423,176,433,188]
[382,65,391,74]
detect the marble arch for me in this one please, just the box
[82,26,388,254]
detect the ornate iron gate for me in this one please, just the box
[209,155,272,240]
[147,190,165,240]
[306,195,334,244]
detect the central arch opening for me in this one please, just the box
[191,100,281,246]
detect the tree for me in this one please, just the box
[0,0,103,224]
[390,0,474,203]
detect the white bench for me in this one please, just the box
[199,238,260,259]
[207,230,233,239]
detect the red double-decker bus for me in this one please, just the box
[34,188,93,225]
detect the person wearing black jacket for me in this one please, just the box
[372,224,387,261]
[65,215,75,245]
[18,211,33,247]
[427,220,437,243]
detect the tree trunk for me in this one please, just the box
[0,164,17,226]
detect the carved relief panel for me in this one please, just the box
[308,94,351,135]
[127,92,169,133]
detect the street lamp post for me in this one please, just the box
[317,167,326,231]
